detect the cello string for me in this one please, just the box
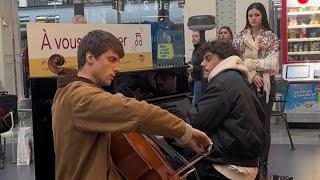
[148,135,201,180]
[149,136,189,163]
[157,138,201,180]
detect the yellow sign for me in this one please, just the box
[157,43,174,60]
[27,23,152,77]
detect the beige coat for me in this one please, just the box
[234,28,279,103]
[52,76,191,180]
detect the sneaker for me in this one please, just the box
[255,164,268,180]
[259,164,268,177]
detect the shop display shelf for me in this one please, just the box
[288,51,320,55]
[288,37,320,42]
[288,24,320,29]
[288,10,320,16]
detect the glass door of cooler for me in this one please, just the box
[287,0,320,62]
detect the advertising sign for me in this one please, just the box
[27,23,152,77]
[285,83,320,113]
[157,43,174,60]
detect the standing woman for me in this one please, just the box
[218,26,233,44]
[190,31,203,105]
[233,2,279,178]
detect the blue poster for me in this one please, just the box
[285,83,320,113]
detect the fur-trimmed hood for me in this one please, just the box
[208,56,249,81]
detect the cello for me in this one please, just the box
[111,132,207,180]
[48,54,206,180]
[111,132,181,179]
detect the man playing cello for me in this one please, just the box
[51,30,212,180]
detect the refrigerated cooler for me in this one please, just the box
[281,0,320,127]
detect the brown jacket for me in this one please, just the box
[51,76,191,180]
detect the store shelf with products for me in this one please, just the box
[281,1,320,126]
[288,55,320,62]
[288,24,320,29]
[287,5,320,64]
[288,41,320,53]
[288,10,320,16]
[287,5,320,31]
[288,51,320,55]
[288,37,320,42]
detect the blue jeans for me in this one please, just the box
[192,80,202,105]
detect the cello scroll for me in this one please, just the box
[47,54,77,76]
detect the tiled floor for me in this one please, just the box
[0,107,320,180]
[1,101,34,180]
[269,144,320,180]
[271,117,320,145]
[0,160,34,180]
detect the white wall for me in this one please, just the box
[184,0,216,62]
[235,0,269,34]
[0,0,14,94]
[216,0,236,36]
[0,0,23,96]
[0,19,3,88]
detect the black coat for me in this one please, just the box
[191,43,203,81]
[188,70,267,167]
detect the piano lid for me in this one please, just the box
[111,67,190,101]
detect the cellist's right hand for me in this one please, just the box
[188,128,213,154]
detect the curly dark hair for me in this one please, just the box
[199,40,239,59]
[77,30,124,69]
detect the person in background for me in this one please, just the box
[188,41,266,180]
[218,26,233,45]
[190,31,203,105]
[22,46,30,98]
[233,2,280,178]
[72,15,87,24]
[51,30,212,180]
[0,80,4,92]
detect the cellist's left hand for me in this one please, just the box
[188,128,213,154]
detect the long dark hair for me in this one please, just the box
[219,26,234,40]
[244,2,271,31]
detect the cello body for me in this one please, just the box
[111,133,183,180]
